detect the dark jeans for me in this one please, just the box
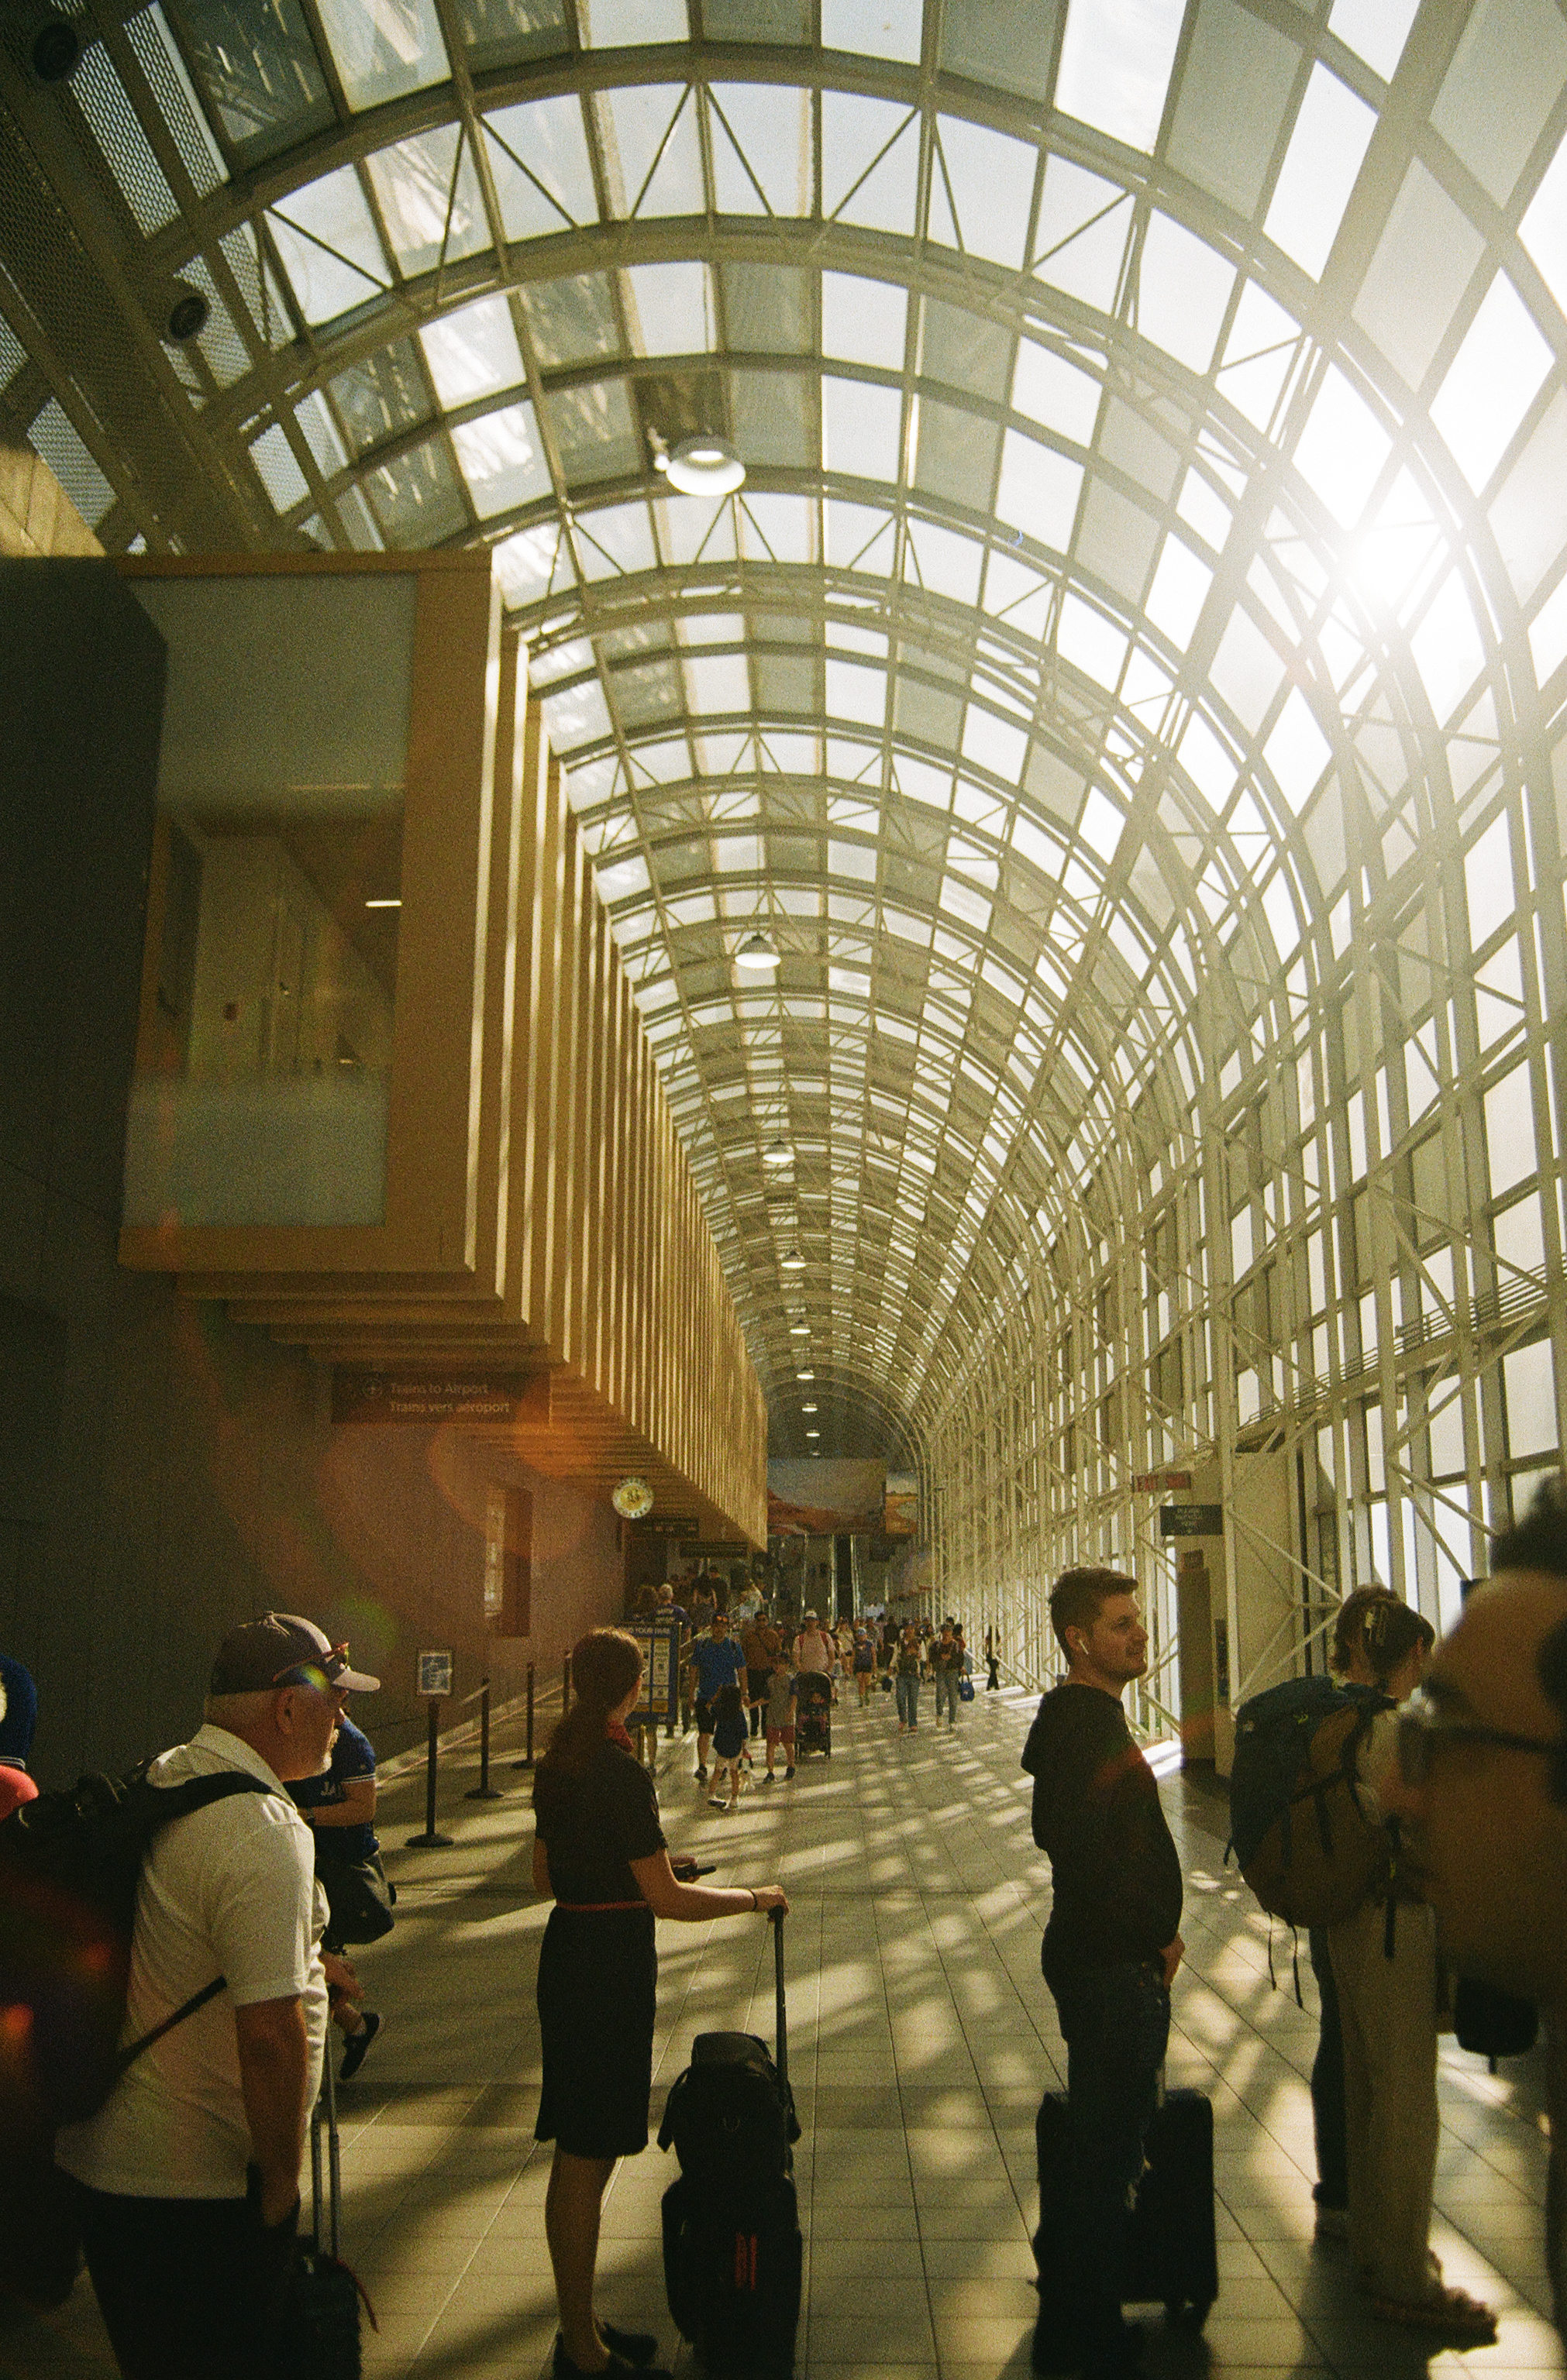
[71,2175,296,2380]
[1308,1925,1348,2210]
[1042,1960,1170,2365]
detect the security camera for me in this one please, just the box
[22,8,81,83]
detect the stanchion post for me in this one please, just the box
[511,1661,536,1770]
[464,1674,504,1800]
[563,1653,572,1712]
[406,1647,455,1848]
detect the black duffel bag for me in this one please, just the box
[1453,1976,1538,2068]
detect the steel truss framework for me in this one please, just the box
[5,0,1567,1715]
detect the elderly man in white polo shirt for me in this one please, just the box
[55,1613,377,2380]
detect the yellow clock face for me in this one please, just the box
[612,1476,654,1520]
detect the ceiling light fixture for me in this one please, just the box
[780,1246,805,1270]
[761,1138,793,1168]
[801,1402,818,1413]
[654,433,746,497]
[365,896,402,910]
[789,1322,810,1336]
[735,930,780,971]
[797,1370,814,1381]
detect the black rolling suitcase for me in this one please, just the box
[287,2041,377,2378]
[660,1911,802,2379]
[1034,2078,1217,2332]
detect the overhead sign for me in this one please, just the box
[1159,1504,1224,1538]
[333,1370,548,1426]
[1135,1471,1193,1493]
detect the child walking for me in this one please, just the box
[762,1656,797,1780]
[708,1681,749,1809]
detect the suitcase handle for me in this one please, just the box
[771,1907,787,2093]
[311,2028,343,2263]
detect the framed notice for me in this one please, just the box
[417,1649,455,1697]
[626,1620,682,1727]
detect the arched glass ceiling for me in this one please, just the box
[7,0,1567,1470]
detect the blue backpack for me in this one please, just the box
[1228,1676,1394,1929]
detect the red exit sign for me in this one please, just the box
[1134,1470,1193,1493]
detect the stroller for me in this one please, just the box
[794,1670,832,1759]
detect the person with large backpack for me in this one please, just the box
[1324,1594,1495,2341]
[31,1611,376,2378]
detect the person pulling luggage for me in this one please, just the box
[1021,1569,1184,2380]
[531,1629,787,2380]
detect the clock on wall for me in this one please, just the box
[611,1476,655,1520]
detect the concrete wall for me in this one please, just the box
[0,557,623,1786]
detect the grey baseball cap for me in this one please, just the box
[210,1611,380,1695]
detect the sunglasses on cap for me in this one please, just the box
[272,1642,353,1692]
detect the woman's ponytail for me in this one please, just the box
[539,1628,643,1774]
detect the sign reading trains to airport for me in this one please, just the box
[883,1472,919,1537]
[332,1370,549,1426]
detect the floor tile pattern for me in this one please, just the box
[4,1685,1558,2380]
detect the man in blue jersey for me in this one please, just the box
[291,1692,387,2080]
[687,1611,747,1786]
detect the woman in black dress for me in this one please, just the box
[532,1628,787,2380]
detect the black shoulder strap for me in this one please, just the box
[116,1773,281,2076]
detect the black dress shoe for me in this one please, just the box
[599,2321,660,2365]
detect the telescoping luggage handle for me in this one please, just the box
[771,1906,787,2093]
[310,2024,343,2261]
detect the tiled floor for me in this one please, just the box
[5,1684,1561,2380]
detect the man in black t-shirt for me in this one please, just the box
[1021,1570,1184,2379]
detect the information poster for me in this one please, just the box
[627,1620,682,1727]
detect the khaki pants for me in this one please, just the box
[1328,1896,1441,2301]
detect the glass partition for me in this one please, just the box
[123,572,415,1227]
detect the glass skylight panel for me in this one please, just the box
[1012,343,1100,446]
[1353,160,1485,389]
[1521,136,1567,325]
[420,294,524,408]
[268,170,389,326]
[493,521,573,604]
[577,499,659,579]
[484,98,599,236]
[822,0,922,60]
[623,262,714,356]
[249,424,309,512]
[709,84,812,216]
[932,116,1038,271]
[1145,536,1212,648]
[313,0,449,108]
[294,390,347,476]
[163,0,333,163]
[368,129,490,275]
[27,401,113,528]
[996,430,1084,552]
[1265,66,1377,280]
[821,273,907,375]
[821,92,920,234]
[1210,604,1286,731]
[367,434,468,545]
[454,0,572,70]
[1217,280,1300,428]
[519,273,619,370]
[1264,687,1332,813]
[329,339,432,456]
[1167,0,1298,218]
[1033,157,1132,311]
[1292,366,1390,528]
[578,0,687,39]
[1430,0,1567,209]
[546,380,642,484]
[598,85,704,218]
[685,654,752,714]
[1135,214,1236,374]
[1056,0,1185,153]
[1328,0,1420,81]
[1431,275,1553,494]
[822,376,904,482]
[452,402,551,517]
[904,518,985,604]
